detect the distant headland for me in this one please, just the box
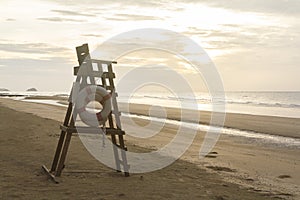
[26,88,38,92]
[0,88,10,91]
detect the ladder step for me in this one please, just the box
[60,125,125,135]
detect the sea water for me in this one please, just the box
[118,91,300,118]
[1,91,300,118]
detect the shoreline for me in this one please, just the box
[2,96,300,139]
[119,103,300,139]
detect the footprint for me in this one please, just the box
[205,155,217,158]
[206,166,237,173]
[277,175,291,179]
[205,151,218,158]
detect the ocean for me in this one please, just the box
[118,91,300,119]
[1,91,300,119]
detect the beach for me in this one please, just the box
[0,97,299,199]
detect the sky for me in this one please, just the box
[0,0,299,92]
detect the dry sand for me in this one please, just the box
[0,98,299,199]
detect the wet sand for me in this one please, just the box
[119,103,300,138]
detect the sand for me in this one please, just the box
[0,98,299,199]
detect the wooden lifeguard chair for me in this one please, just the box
[42,44,129,183]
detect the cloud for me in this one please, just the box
[182,0,300,16]
[37,17,86,22]
[0,42,72,55]
[81,34,103,38]
[45,0,162,7]
[6,18,16,21]
[51,9,96,17]
[0,57,73,71]
[44,0,300,16]
[185,24,299,50]
[105,13,162,21]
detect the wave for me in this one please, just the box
[227,100,300,109]
[137,94,300,109]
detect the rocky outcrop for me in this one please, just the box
[26,88,38,92]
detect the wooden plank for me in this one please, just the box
[105,85,114,91]
[59,125,69,132]
[55,118,75,176]
[107,62,129,176]
[102,72,115,79]
[42,165,59,184]
[119,132,130,176]
[73,66,79,75]
[111,134,121,172]
[112,91,122,129]
[74,67,104,77]
[76,43,90,65]
[91,59,117,65]
[113,143,128,150]
[50,102,73,172]
[60,125,125,135]
[55,132,72,177]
